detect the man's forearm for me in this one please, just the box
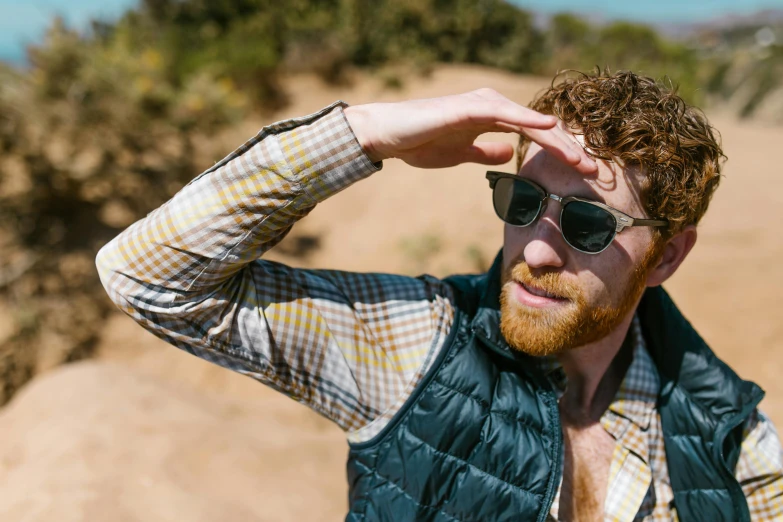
[96,88,599,315]
[94,102,458,435]
[92,90,596,436]
[96,101,380,313]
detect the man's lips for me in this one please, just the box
[511,280,569,308]
[521,282,564,299]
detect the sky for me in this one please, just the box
[0,0,135,63]
[512,0,783,23]
[2,0,783,64]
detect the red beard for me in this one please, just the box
[499,248,658,356]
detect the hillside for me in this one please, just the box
[0,65,781,520]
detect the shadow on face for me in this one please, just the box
[501,144,656,301]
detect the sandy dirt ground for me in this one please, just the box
[1,64,781,520]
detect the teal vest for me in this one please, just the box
[346,255,764,521]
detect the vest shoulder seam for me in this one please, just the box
[348,307,466,451]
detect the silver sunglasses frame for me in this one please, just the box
[486,171,669,255]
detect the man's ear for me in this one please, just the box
[646,225,698,287]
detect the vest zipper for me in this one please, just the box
[537,386,562,522]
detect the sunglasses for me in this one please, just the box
[486,171,668,254]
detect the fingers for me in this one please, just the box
[524,126,599,175]
[554,125,599,175]
[463,90,557,130]
[464,89,598,174]
[456,142,515,165]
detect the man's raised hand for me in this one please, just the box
[344,88,599,174]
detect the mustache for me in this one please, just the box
[505,262,584,302]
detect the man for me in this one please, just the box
[97,70,783,521]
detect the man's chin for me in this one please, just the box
[497,256,652,357]
[499,286,581,357]
[498,284,633,358]
[500,320,577,357]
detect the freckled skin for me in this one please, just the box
[561,418,615,521]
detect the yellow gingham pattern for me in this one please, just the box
[96,102,456,439]
[97,103,783,519]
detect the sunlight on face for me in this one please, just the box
[499,140,660,356]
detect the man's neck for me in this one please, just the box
[556,310,636,426]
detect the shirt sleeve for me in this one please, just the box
[735,408,783,521]
[95,101,456,436]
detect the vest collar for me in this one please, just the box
[607,327,659,431]
[638,285,764,420]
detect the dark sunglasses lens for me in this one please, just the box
[561,201,617,253]
[492,178,541,226]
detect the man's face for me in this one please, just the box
[499,137,659,357]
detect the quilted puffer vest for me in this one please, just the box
[345,254,764,522]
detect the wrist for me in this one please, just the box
[344,104,386,163]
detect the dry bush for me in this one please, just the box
[0,20,246,404]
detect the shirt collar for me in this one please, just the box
[608,315,660,431]
[535,315,660,431]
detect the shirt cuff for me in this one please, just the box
[274,101,382,203]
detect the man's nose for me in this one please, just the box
[523,204,567,269]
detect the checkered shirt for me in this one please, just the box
[96,102,783,520]
[542,317,783,520]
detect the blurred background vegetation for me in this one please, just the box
[0,0,781,405]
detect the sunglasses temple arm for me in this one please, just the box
[629,218,669,227]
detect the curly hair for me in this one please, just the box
[516,69,726,238]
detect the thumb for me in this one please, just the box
[455,141,515,165]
